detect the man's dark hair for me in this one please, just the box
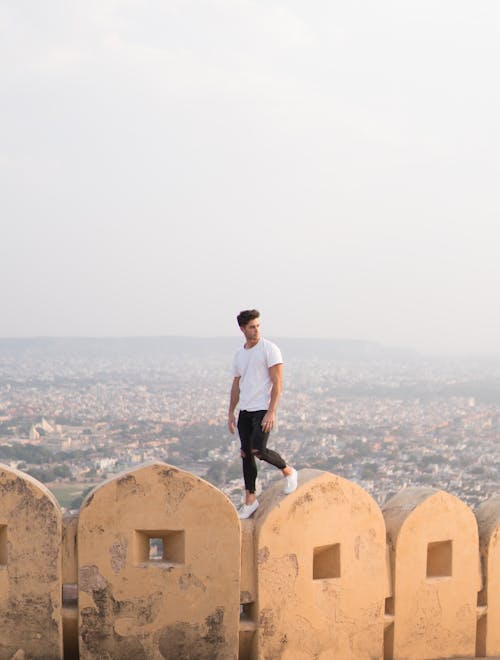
[237,309,260,327]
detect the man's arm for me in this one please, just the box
[261,363,283,431]
[228,376,240,434]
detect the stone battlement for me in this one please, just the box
[0,462,499,659]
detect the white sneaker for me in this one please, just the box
[284,468,298,494]
[238,500,259,519]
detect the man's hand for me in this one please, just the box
[261,410,276,432]
[228,377,240,434]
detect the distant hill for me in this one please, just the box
[0,336,417,361]
[275,337,417,361]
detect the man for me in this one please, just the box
[228,309,297,519]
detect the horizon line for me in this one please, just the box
[0,335,499,358]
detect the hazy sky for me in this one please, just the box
[2,1,499,354]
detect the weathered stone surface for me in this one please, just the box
[383,488,480,660]
[0,461,498,659]
[77,462,240,659]
[475,496,500,657]
[0,464,63,660]
[253,469,386,659]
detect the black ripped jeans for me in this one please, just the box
[237,410,287,494]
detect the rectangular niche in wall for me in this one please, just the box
[134,529,185,566]
[240,602,257,622]
[0,525,7,566]
[426,540,452,578]
[313,543,341,580]
[62,583,78,607]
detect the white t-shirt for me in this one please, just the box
[231,338,283,411]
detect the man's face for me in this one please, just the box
[240,319,260,345]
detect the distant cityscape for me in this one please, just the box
[0,337,498,510]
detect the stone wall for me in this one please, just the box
[0,461,498,659]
